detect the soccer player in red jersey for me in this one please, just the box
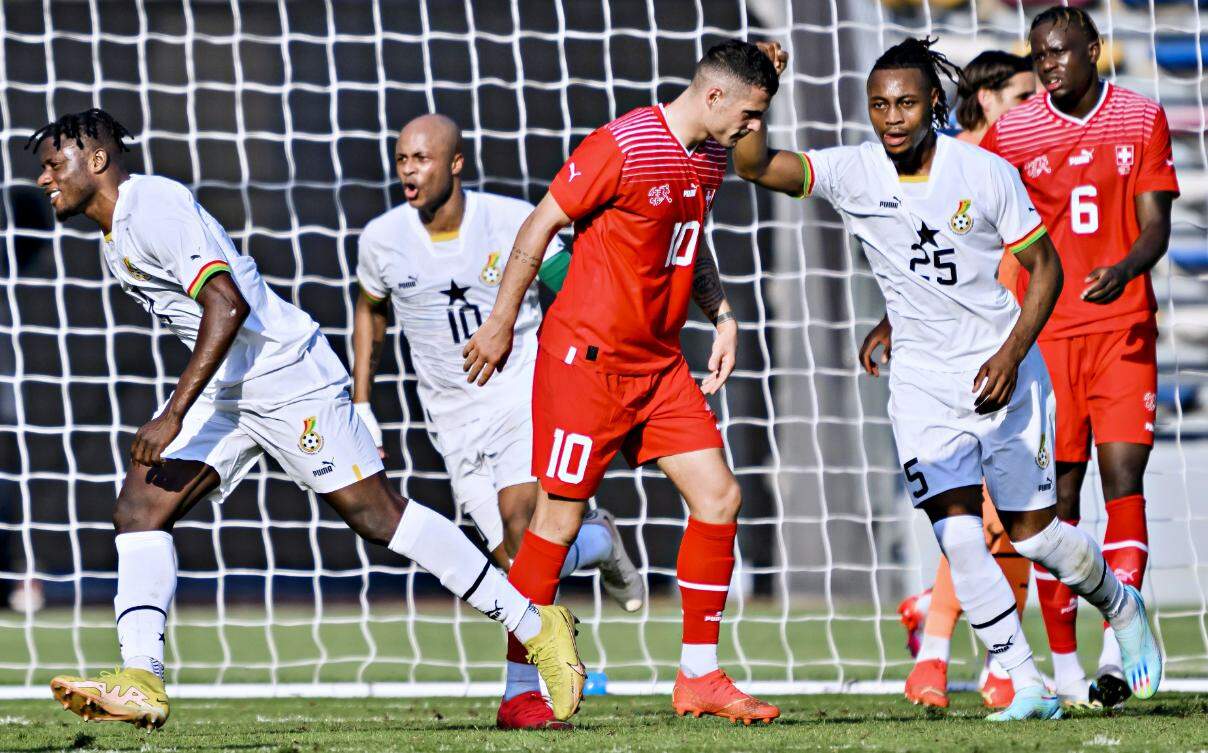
[462,40,782,728]
[980,6,1179,707]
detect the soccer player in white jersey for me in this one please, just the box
[734,40,1162,721]
[353,114,644,729]
[29,109,585,730]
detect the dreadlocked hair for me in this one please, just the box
[871,37,962,130]
[26,108,132,153]
[1031,5,1100,43]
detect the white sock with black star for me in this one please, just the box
[114,531,176,681]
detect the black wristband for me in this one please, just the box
[714,311,736,327]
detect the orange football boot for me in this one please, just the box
[980,671,1015,709]
[672,669,780,725]
[904,658,949,708]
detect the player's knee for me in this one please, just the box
[1099,462,1146,501]
[112,492,172,534]
[348,494,406,548]
[697,477,742,522]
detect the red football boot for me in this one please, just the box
[496,690,574,730]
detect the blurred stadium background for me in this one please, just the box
[0,0,1205,696]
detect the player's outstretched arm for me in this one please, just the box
[692,247,737,395]
[732,41,804,197]
[973,234,1063,414]
[130,273,250,466]
[858,315,892,377]
[1082,190,1175,304]
[463,192,572,385]
[351,290,389,456]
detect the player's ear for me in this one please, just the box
[1087,37,1101,67]
[705,85,724,110]
[89,146,110,175]
[450,151,464,178]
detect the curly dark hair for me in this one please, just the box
[871,37,962,130]
[26,108,132,153]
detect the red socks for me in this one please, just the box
[505,530,569,664]
[1103,494,1147,589]
[1034,518,1079,654]
[677,517,737,646]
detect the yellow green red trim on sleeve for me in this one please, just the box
[1004,222,1047,255]
[359,283,386,304]
[794,151,815,198]
[187,260,232,299]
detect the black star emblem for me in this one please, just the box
[916,221,940,248]
[158,633,165,643]
[440,280,470,305]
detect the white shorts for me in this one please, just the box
[163,381,385,503]
[427,400,536,550]
[888,345,1056,513]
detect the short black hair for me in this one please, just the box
[1031,5,1100,43]
[871,37,962,130]
[955,50,1032,130]
[696,39,779,97]
[26,108,132,154]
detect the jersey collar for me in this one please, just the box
[876,132,951,201]
[655,103,698,157]
[1044,80,1111,127]
[407,190,477,256]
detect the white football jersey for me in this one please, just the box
[802,134,1047,372]
[356,191,561,425]
[103,174,346,405]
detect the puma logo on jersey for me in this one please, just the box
[312,460,335,477]
[682,183,698,198]
[1024,155,1052,179]
[648,184,672,207]
[879,199,900,209]
[398,275,418,290]
[567,162,582,183]
[1068,148,1094,166]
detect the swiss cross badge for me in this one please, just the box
[1115,144,1134,176]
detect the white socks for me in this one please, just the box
[559,522,614,578]
[389,501,541,642]
[1012,517,1136,629]
[1051,650,1086,691]
[114,531,176,681]
[933,516,1042,689]
[917,634,951,664]
[1100,626,1123,670]
[680,643,719,678]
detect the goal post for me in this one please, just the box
[0,0,1205,698]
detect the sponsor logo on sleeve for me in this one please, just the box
[567,162,582,183]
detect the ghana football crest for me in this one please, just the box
[1036,429,1050,469]
[480,251,503,286]
[298,416,324,454]
[123,257,151,281]
[949,199,973,235]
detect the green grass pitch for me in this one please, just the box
[2,693,1208,752]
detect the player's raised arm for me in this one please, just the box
[731,42,805,196]
[132,270,249,466]
[462,192,572,385]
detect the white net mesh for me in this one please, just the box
[0,0,1204,697]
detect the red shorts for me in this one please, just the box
[531,348,724,498]
[1039,320,1157,463]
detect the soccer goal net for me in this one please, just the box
[0,0,1205,698]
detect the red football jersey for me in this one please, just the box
[542,105,727,373]
[981,83,1179,339]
